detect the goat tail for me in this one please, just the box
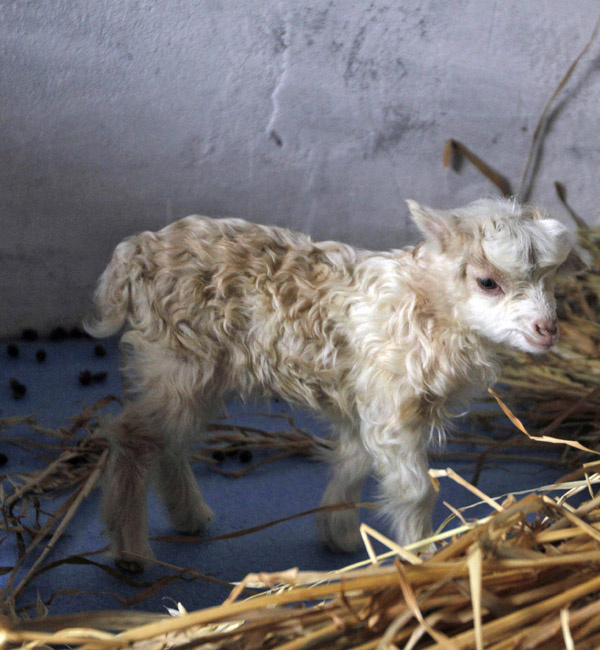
[83,237,139,339]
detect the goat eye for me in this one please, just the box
[477,277,499,291]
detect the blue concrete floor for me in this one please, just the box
[0,334,567,616]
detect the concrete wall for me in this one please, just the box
[1,1,600,335]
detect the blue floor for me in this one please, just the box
[0,334,566,616]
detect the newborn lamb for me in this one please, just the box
[85,198,585,571]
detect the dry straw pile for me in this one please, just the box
[2,467,600,648]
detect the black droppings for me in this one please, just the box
[93,344,107,358]
[10,378,26,399]
[22,328,39,341]
[49,327,68,341]
[239,449,253,463]
[79,370,107,386]
[0,452,7,466]
[35,349,47,363]
[79,370,92,386]
[212,450,226,463]
[6,344,19,358]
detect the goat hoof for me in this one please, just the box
[317,508,363,554]
[171,502,214,534]
[115,557,146,574]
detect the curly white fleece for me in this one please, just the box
[86,197,584,568]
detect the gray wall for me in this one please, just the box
[2,1,600,336]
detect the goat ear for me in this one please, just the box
[558,243,592,275]
[406,200,455,248]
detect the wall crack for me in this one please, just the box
[266,14,291,146]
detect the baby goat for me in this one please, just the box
[86,198,584,571]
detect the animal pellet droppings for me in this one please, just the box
[93,344,107,357]
[49,327,68,341]
[21,328,38,341]
[10,378,26,399]
[79,370,92,386]
[6,344,19,358]
[239,449,253,463]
